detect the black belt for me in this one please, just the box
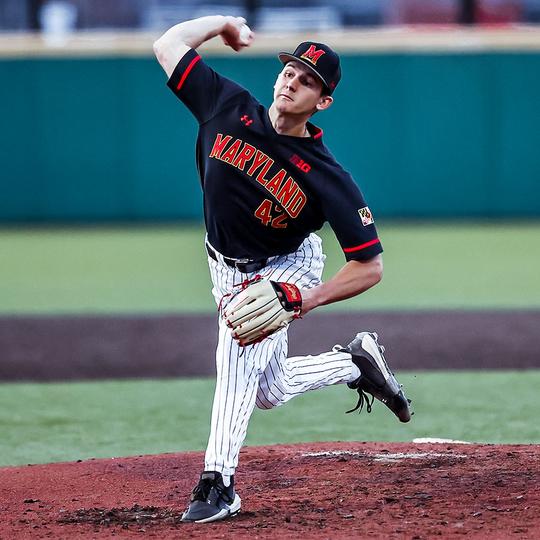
[206,244,268,274]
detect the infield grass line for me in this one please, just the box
[1,370,539,467]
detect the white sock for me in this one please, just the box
[222,474,231,487]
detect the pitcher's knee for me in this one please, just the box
[255,392,277,410]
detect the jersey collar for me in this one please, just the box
[264,109,324,143]
[306,123,323,140]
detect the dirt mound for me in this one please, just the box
[1,442,538,539]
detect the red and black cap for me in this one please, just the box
[278,41,341,95]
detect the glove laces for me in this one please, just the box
[217,273,265,317]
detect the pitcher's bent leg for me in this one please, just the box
[256,348,356,409]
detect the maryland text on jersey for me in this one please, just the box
[209,133,307,218]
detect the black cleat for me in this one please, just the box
[340,332,412,423]
[181,471,241,523]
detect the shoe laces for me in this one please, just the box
[335,342,375,414]
[191,476,233,504]
[191,477,214,502]
[346,388,375,415]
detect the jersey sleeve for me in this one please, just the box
[166,48,246,124]
[321,171,383,262]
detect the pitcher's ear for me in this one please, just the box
[316,95,333,112]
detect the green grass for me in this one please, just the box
[0,225,211,313]
[1,371,539,467]
[1,222,540,313]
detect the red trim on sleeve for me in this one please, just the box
[176,55,201,91]
[343,238,380,253]
[313,128,323,139]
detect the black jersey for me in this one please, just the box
[167,49,383,262]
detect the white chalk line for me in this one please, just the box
[413,437,472,444]
[302,450,467,463]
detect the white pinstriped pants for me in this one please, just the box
[204,233,357,476]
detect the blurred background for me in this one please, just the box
[1,0,540,223]
[1,1,539,466]
[2,0,540,32]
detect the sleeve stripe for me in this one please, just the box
[343,238,380,253]
[176,55,201,91]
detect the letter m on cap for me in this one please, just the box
[300,44,325,65]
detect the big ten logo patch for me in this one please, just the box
[358,206,374,226]
[289,154,311,173]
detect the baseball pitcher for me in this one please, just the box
[153,15,412,523]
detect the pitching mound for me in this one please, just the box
[1,442,538,539]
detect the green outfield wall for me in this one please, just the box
[1,51,539,221]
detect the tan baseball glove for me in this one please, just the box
[221,276,302,346]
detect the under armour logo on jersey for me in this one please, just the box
[240,115,253,127]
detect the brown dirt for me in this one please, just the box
[0,442,538,539]
[1,310,539,381]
